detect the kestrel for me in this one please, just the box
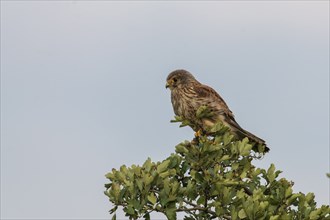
[166,69,269,152]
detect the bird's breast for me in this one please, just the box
[171,88,200,121]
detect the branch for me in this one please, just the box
[181,199,231,220]
[183,199,198,207]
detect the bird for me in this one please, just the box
[166,69,269,153]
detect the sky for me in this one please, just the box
[1,1,329,219]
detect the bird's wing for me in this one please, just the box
[192,83,268,151]
[193,83,234,118]
[193,83,247,131]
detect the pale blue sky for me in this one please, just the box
[1,1,329,219]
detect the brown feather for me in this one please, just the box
[166,69,269,152]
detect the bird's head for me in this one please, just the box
[166,69,196,90]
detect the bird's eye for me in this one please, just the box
[173,78,178,82]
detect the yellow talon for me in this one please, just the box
[194,129,202,137]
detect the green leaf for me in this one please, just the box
[238,138,252,156]
[210,122,224,133]
[231,206,238,220]
[148,193,157,205]
[175,143,189,154]
[169,156,179,168]
[232,162,239,170]
[136,179,143,192]
[144,174,154,185]
[159,170,170,178]
[171,116,192,127]
[238,209,247,219]
[309,209,321,219]
[124,205,135,215]
[220,155,230,161]
[105,172,115,180]
[143,212,150,220]
[259,201,268,210]
[196,105,214,118]
[162,179,171,196]
[157,160,170,174]
[109,206,118,214]
[119,188,126,202]
[143,158,152,172]
[171,180,180,194]
[285,187,293,198]
[267,164,276,183]
[287,193,300,205]
[181,161,190,174]
[165,208,177,220]
[197,196,205,205]
[110,183,120,202]
[170,115,183,122]
[191,170,204,183]
[223,132,234,145]
[179,120,191,127]
[159,194,168,206]
[111,213,116,220]
[269,216,279,220]
[132,199,142,210]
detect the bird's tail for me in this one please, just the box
[224,117,270,153]
[237,128,269,153]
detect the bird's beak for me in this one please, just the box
[166,79,175,89]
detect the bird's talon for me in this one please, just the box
[194,129,202,137]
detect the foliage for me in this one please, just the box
[104,116,330,220]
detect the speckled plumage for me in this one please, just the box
[166,69,269,152]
